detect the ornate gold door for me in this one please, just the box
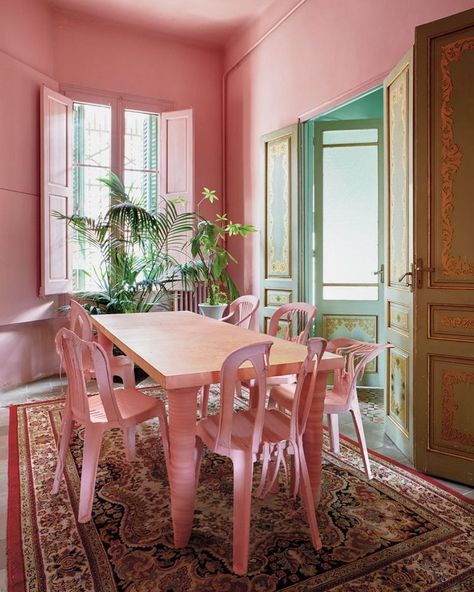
[413,8,474,485]
[383,51,414,460]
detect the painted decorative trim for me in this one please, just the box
[441,370,474,448]
[440,36,474,278]
[389,348,409,434]
[441,316,474,330]
[265,289,292,308]
[430,304,474,343]
[267,137,291,278]
[388,67,409,288]
[388,302,409,334]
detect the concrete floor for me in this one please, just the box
[0,379,472,591]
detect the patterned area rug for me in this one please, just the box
[7,393,474,592]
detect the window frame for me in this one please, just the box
[61,85,173,185]
[61,86,174,292]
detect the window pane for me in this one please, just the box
[124,110,159,171]
[72,101,112,292]
[124,170,159,211]
[323,128,378,145]
[73,103,111,167]
[323,286,378,300]
[322,144,379,293]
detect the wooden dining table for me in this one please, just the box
[91,311,343,548]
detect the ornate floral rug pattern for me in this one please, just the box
[7,395,474,592]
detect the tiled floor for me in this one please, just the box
[0,379,472,591]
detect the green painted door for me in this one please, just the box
[312,119,385,387]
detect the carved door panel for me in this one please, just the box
[260,125,300,333]
[413,8,474,485]
[384,51,414,459]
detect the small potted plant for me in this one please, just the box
[190,188,256,320]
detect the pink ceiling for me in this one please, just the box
[49,0,275,47]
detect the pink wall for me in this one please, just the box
[0,0,65,389]
[0,4,223,389]
[223,0,474,295]
[53,10,223,220]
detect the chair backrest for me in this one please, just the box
[56,327,122,424]
[327,338,393,405]
[69,299,98,372]
[288,337,327,440]
[223,295,259,329]
[70,299,93,341]
[216,341,273,454]
[268,302,317,345]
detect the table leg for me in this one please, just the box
[167,386,199,547]
[303,369,331,504]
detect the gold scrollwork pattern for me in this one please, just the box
[389,349,408,432]
[267,138,290,277]
[441,370,474,447]
[389,69,409,287]
[441,316,474,331]
[440,36,474,277]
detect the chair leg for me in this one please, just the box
[123,426,136,461]
[52,412,73,494]
[232,452,254,576]
[194,437,204,487]
[298,445,322,550]
[350,403,372,480]
[78,425,104,523]
[327,414,340,454]
[200,385,210,418]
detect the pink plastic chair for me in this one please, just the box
[52,327,169,523]
[324,339,393,479]
[268,302,318,345]
[270,338,392,480]
[221,295,259,329]
[69,299,135,389]
[195,339,323,575]
[237,302,318,404]
[200,295,260,417]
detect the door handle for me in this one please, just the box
[373,264,384,284]
[415,258,435,289]
[398,270,413,290]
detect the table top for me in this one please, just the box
[92,311,342,390]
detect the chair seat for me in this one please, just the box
[197,409,258,453]
[197,408,294,455]
[323,387,351,414]
[267,374,296,386]
[88,388,165,426]
[268,383,296,410]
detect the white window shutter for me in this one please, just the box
[160,108,194,264]
[160,108,194,206]
[40,86,73,295]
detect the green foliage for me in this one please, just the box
[56,172,195,314]
[188,188,256,305]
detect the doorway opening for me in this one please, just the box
[302,87,387,423]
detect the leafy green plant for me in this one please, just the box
[189,188,256,305]
[57,172,195,314]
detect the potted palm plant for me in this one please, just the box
[189,188,256,320]
[57,172,195,314]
